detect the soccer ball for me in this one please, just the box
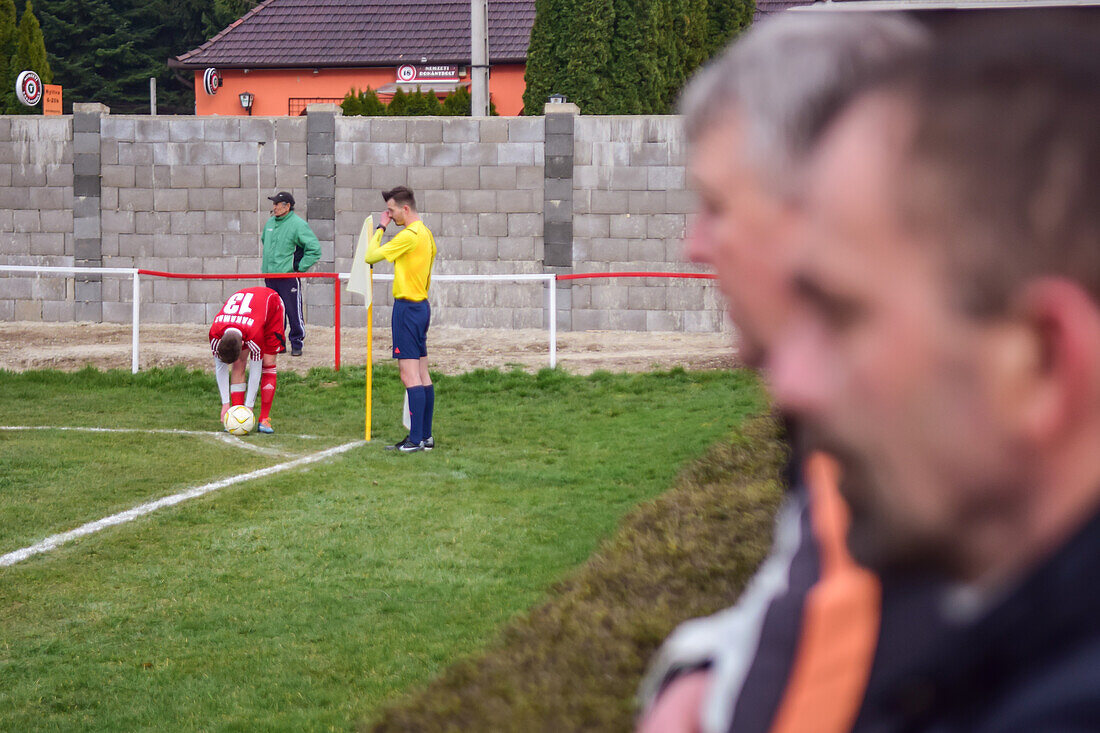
[223,405,256,435]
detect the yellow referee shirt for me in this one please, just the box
[366,220,437,301]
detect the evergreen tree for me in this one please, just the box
[9,0,50,114]
[202,0,260,38]
[0,0,17,113]
[705,0,753,57]
[440,85,470,116]
[387,87,408,116]
[405,86,442,115]
[358,86,386,116]
[341,87,364,116]
[523,0,614,115]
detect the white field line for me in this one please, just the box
[0,440,365,568]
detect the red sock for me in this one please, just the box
[230,384,246,407]
[259,367,277,422]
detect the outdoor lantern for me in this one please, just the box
[548,93,566,104]
[239,91,255,115]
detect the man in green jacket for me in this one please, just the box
[261,191,321,356]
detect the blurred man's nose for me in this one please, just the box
[765,322,829,417]
[684,216,715,265]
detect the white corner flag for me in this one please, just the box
[347,215,373,302]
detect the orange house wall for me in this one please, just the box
[193,63,528,116]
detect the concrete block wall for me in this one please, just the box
[572,116,724,332]
[334,115,545,329]
[0,116,74,321]
[1,110,726,333]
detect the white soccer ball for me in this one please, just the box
[223,405,256,435]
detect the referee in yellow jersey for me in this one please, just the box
[366,186,438,453]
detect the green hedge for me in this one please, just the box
[363,414,785,731]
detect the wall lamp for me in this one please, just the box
[239,91,255,115]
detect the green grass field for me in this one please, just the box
[0,364,765,730]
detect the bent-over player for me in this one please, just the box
[209,285,286,434]
[366,185,437,453]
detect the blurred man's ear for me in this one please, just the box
[1010,278,1100,444]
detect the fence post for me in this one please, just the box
[131,271,140,374]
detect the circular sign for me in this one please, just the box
[15,70,42,107]
[397,64,416,82]
[203,67,222,96]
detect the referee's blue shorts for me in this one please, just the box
[392,298,430,360]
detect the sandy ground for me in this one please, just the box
[0,322,739,375]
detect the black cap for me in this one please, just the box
[268,191,295,205]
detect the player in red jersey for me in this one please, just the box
[209,286,287,434]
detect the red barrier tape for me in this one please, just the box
[556,271,717,281]
[136,270,344,371]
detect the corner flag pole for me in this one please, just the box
[366,264,373,441]
[347,215,374,441]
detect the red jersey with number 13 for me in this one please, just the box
[209,286,287,358]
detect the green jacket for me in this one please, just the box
[261,211,321,274]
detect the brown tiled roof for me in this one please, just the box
[754,0,817,18]
[171,0,535,69]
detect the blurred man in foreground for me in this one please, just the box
[767,16,1100,730]
[638,12,930,733]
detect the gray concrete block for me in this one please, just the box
[632,143,669,166]
[544,241,571,267]
[240,119,277,145]
[591,190,628,214]
[458,189,496,213]
[73,131,100,155]
[73,154,100,177]
[12,164,47,187]
[307,175,336,198]
[608,309,646,331]
[507,213,542,237]
[204,165,241,188]
[307,111,336,134]
[205,210,242,234]
[102,119,136,142]
[461,236,498,261]
[74,176,101,198]
[73,112,102,134]
[496,188,538,213]
[477,213,507,237]
[274,165,307,189]
[684,309,720,332]
[572,141,592,166]
[101,164,135,188]
[307,153,336,176]
[611,167,648,191]
[151,142,186,166]
[222,188,258,213]
[442,118,479,143]
[117,142,153,166]
[545,154,572,179]
[168,118,206,142]
[12,209,40,233]
[574,214,609,238]
[102,209,135,234]
[443,166,479,190]
[517,166,543,191]
[509,117,543,142]
[591,142,631,167]
[31,232,68,255]
[647,214,684,240]
[204,118,241,142]
[72,196,99,219]
[443,213,479,236]
[171,302,206,323]
[188,279,225,304]
[72,301,100,322]
[369,118,407,143]
[75,279,103,302]
[275,117,308,142]
[499,235,538,260]
[74,237,100,260]
[626,237,666,262]
[648,166,686,191]
[628,190,666,214]
[186,141,223,166]
[354,142,390,165]
[0,187,30,208]
[665,189,697,217]
[370,166,408,189]
[188,187,225,211]
[480,166,516,190]
[119,188,154,211]
[407,119,443,143]
[422,189,459,213]
[99,141,117,166]
[153,278,189,302]
[545,133,573,157]
[153,188,189,212]
[572,309,610,331]
[169,165,205,188]
[389,143,424,166]
[460,143,497,166]
[498,142,536,166]
[408,166,444,191]
[184,234,223,257]
[307,196,335,220]
[223,141,260,165]
[136,211,171,235]
[310,218,335,241]
[628,285,667,310]
[479,118,509,143]
[547,113,576,137]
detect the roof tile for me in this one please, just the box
[173,0,535,69]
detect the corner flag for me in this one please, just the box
[347,216,374,441]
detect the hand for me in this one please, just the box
[379,210,392,228]
[221,403,231,421]
[636,670,710,733]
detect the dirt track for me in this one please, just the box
[0,322,738,375]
